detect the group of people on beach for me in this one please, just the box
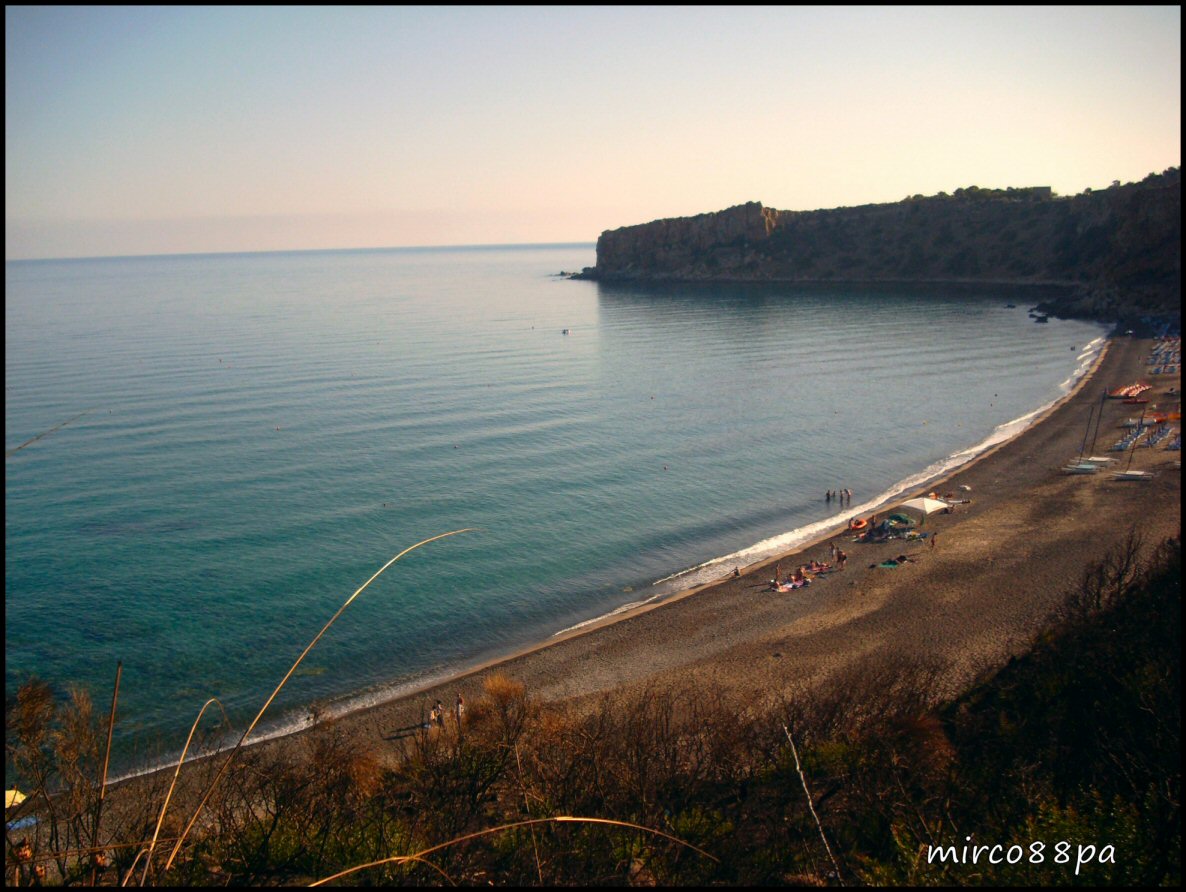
[770,551,847,591]
[826,488,852,505]
[427,693,465,730]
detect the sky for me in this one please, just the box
[5,5,1181,260]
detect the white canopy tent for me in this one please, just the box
[898,497,949,524]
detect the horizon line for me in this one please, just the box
[4,240,598,265]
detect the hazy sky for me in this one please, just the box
[5,5,1181,260]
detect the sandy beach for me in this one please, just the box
[110,334,1180,785]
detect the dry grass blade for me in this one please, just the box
[162,528,475,873]
[310,815,720,885]
[784,724,844,885]
[514,744,543,884]
[120,848,148,888]
[139,697,232,885]
[21,837,181,866]
[92,660,122,884]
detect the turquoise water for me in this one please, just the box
[5,246,1108,776]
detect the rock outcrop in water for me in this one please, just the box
[575,169,1181,324]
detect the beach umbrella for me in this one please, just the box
[899,497,948,525]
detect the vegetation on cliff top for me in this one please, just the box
[583,168,1181,324]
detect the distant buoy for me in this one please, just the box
[562,328,570,335]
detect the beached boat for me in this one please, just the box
[1111,470,1154,481]
[1107,382,1152,398]
[1061,462,1099,474]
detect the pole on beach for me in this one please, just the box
[1078,401,1097,462]
[1089,391,1106,457]
[1124,406,1145,472]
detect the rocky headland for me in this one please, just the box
[574,168,1181,326]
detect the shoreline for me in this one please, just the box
[106,331,1182,790]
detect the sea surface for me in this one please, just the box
[5,245,1109,777]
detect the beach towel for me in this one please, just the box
[776,579,812,592]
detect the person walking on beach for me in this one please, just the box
[930,533,937,552]
[455,693,465,725]
[837,549,847,570]
[435,700,446,728]
[428,703,441,729]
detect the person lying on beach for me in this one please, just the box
[776,578,811,592]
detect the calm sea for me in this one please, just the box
[5,245,1108,777]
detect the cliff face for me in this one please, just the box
[593,201,782,277]
[579,170,1181,322]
